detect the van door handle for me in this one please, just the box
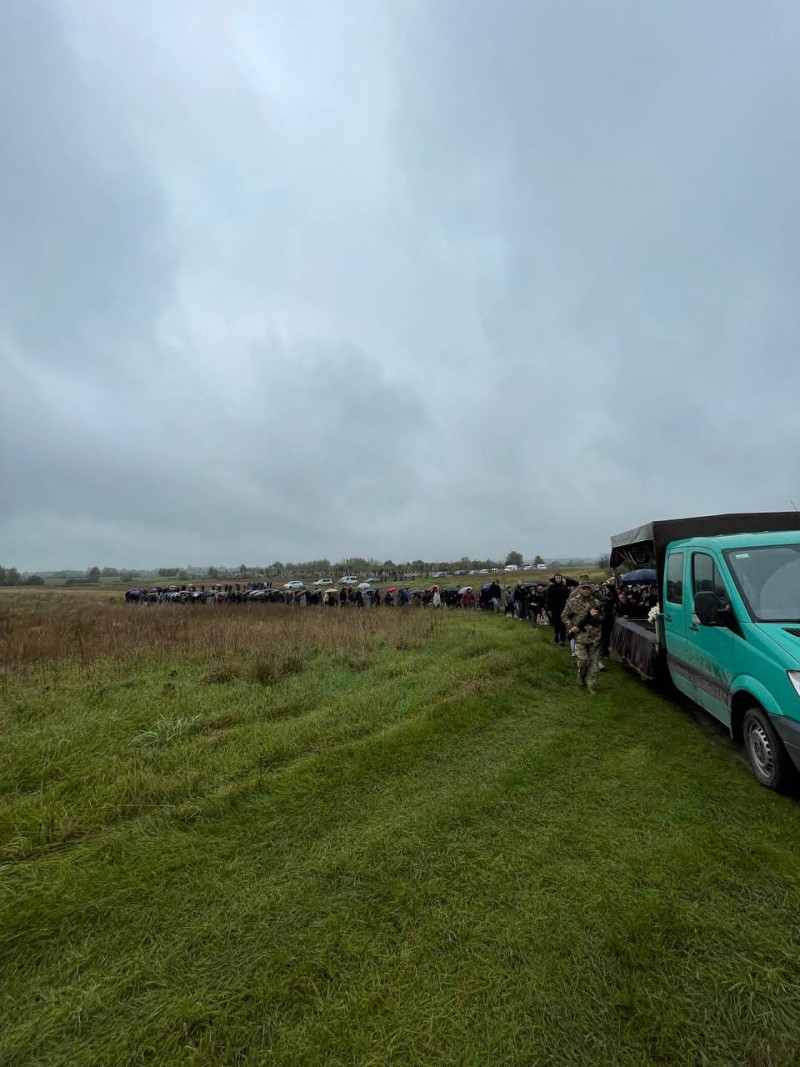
[689,624,699,633]
[664,614,672,623]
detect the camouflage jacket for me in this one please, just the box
[562,592,604,646]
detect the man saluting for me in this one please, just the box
[562,575,604,694]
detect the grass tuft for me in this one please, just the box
[132,715,202,747]
[249,650,305,685]
[201,663,238,684]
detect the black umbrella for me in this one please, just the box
[621,568,657,585]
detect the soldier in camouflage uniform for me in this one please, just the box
[561,575,604,693]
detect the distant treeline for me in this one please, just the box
[7,553,609,586]
[0,567,45,587]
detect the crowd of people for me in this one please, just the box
[125,581,493,609]
[125,572,659,695]
[497,574,658,629]
[125,574,658,618]
[124,582,460,607]
[511,571,661,695]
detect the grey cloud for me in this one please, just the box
[0,4,176,381]
[1,0,799,569]
[2,336,434,564]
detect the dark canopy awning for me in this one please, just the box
[610,512,800,581]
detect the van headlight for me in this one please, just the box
[789,672,800,698]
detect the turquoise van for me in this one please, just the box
[610,514,800,792]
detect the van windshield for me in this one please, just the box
[724,545,800,622]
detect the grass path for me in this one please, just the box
[3,612,800,1064]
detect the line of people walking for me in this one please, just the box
[505,572,661,695]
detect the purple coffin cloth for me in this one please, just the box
[611,618,659,678]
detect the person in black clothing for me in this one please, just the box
[599,581,617,661]
[514,582,528,619]
[615,589,632,617]
[529,585,546,627]
[488,580,503,612]
[545,574,570,645]
[644,584,659,611]
[621,589,646,618]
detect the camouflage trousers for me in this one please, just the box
[576,642,601,691]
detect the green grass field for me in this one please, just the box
[3,595,800,1065]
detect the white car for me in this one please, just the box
[313,578,333,586]
[283,580,304,590]
[338,575,358,584]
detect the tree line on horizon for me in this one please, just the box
[1,552,615,587]
[0,567,45,587]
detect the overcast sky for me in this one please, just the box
[2,1,799,569]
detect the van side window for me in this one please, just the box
[692,553,731,609]
[666,552,684,603]
[693,553,715,594]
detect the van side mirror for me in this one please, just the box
[694,591,718,626]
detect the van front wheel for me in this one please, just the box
[743,708,795,793]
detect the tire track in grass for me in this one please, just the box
[6,617,800,1065]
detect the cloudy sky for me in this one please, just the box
[1,1,799,569]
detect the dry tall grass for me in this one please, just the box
[0,590,441,674]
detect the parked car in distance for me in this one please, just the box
[313,578,333,586]
[283,580,304,590]
[504,564,519,572]
[338,575,358,584]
